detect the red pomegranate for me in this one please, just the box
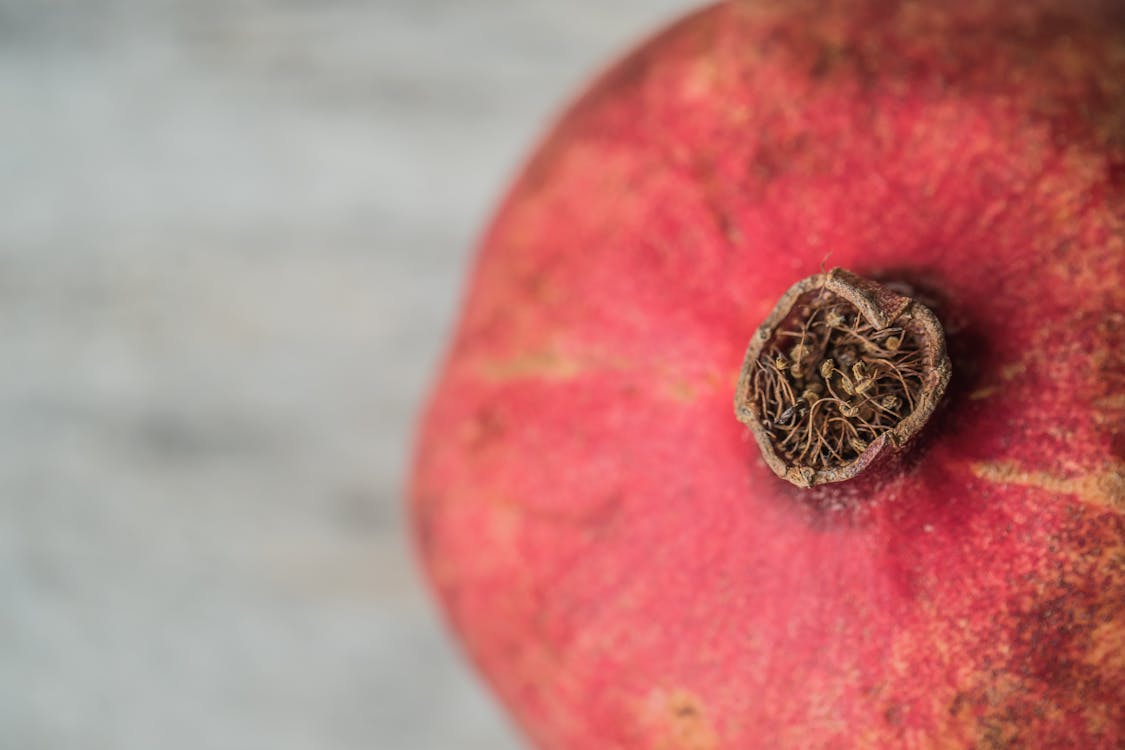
[410,1,1125,747]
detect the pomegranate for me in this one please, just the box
[411,1,1125,747]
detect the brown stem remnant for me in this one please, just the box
[734,269,951,488]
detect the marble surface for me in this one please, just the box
[0,1,697,748]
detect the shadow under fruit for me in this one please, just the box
[410,1,1125,747]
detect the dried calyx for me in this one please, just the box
[734,269,951,488]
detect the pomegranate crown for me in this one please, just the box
[735,268,951,488]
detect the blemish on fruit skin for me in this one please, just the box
[932,564,1125,747]
[477,349,585,381]
[667,379,698,403]
[1094,393,1125,414]
[473,348,714,405]
[459,405,507,452]
[970,460,1125,513]
[1087,619,1125,677]
[968,361,1030,401]
[640,689,719,750]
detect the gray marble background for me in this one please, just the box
[0,1,697,748]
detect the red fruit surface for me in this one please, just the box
[411,1,1125,747]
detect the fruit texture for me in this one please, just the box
[411,1,1125,747]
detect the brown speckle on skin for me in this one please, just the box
[642,688,719,750]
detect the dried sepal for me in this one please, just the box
[733,268,952,488]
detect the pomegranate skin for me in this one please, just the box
[411,2,1125,748]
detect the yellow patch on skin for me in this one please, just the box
[1078,618,1125,737]
[474,349,713,404]
[1085,619,1125,676]
[999,362,1027,381]
[970,460,1125,513]
[1094,393,1125,412]
[666,379,698,403]
[641,689,719,750]
[924,689,977,750]
[477,350,585,381]
[967,362,1028,400]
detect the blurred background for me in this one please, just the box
[0,1,697,748]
